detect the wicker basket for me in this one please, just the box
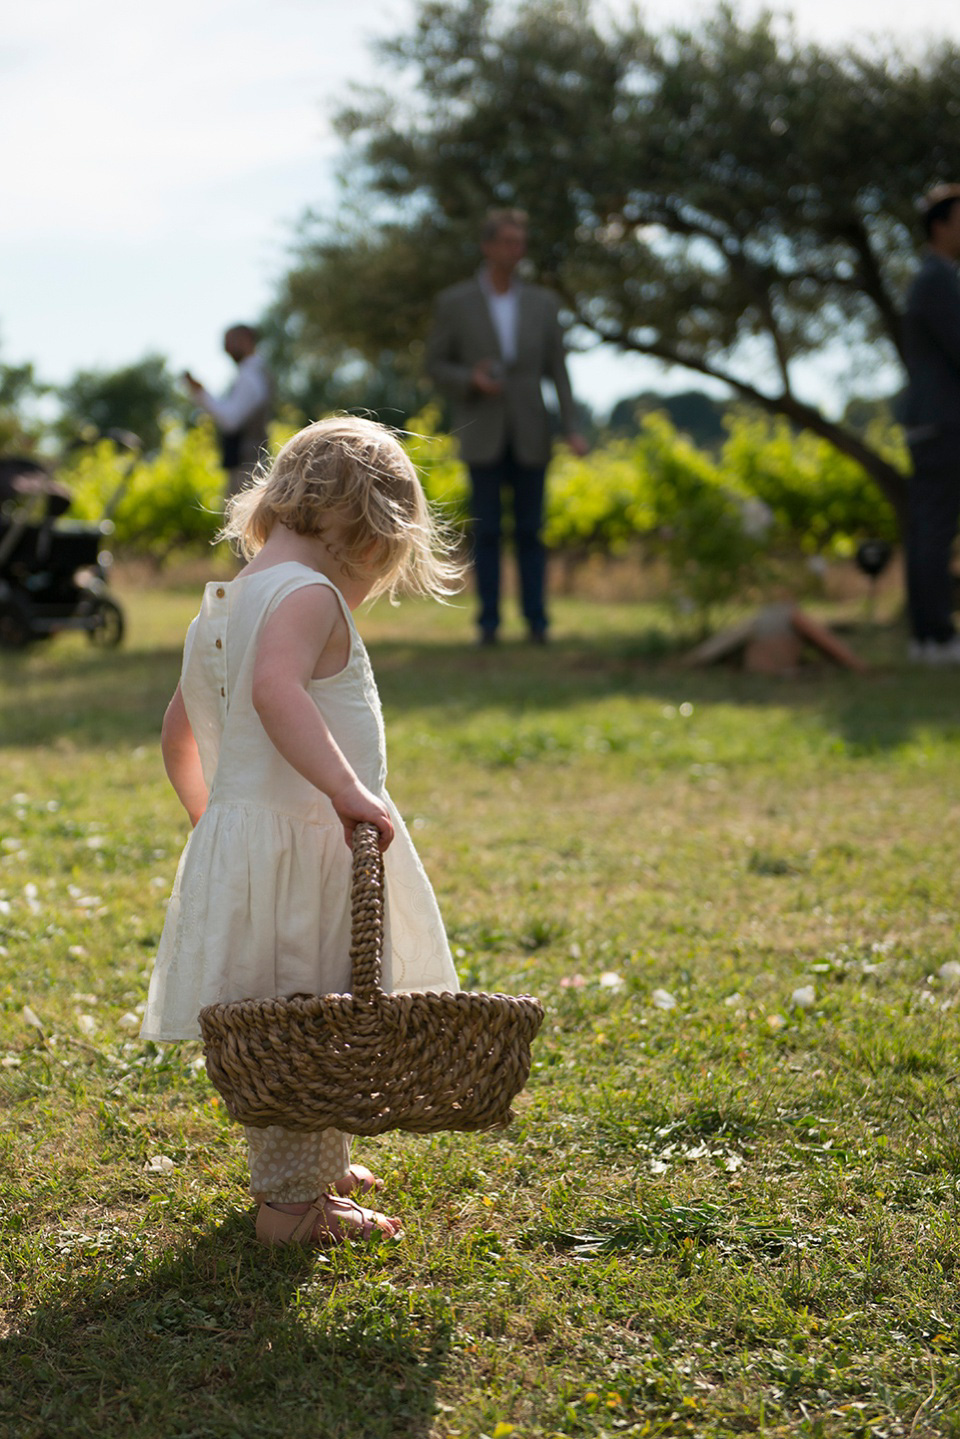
[198,823,544,1134]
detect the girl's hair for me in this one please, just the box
[219,416,464,602]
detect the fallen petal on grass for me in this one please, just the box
[143,1155,175,1174]
[598,971,624,989]
[651,988,676,1009]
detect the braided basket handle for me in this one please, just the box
[349,821,385,999]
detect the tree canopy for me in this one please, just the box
[273,0,960,522]
[55,354,186,454]
[0,357,47,455]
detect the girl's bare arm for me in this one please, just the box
[251,586,394,849]
[161,685,208,826]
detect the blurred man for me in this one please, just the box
[185,324,273,501]
[902,185,960,663]
[426,210,587,645]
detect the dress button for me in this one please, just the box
[216,587,225,598]
[220,687,225,697]
[215,638,222,649]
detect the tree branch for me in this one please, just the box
[618,205,797,397]
[570,304,908,523]
[843,217,905,362]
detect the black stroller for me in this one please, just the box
[0,451,126,649]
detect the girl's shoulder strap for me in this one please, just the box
[256,567,360,673]
[260,565,354,628]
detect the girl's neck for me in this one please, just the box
[238,527,373,610]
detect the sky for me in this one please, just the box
[3,0,960,420]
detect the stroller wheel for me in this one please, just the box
[0,595,32,649]
[88,597,124,648]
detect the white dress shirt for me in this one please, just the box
[478,272,520,365]
[197,352,272,434]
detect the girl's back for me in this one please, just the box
[183,563,386,819]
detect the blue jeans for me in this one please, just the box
[469,447,547,635]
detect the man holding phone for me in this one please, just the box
[184,324,273,503]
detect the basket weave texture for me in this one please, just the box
[198,823,544,1134]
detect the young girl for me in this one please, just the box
[141,416,463,1246]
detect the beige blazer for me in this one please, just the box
[426,276,578,466]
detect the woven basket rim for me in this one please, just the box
[200,988,544,1015]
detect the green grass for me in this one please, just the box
[3,578,960,1437]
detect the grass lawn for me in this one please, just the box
[2,575,960,1438]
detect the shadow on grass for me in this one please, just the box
[4,620,960,756]
[1,1209,450,1439]
[370,627,960,757]
[0,647,184,748]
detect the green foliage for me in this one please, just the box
[608,389,730,448]
[48,404,902,623]
[0,359,48,455]
[721,411,905,554]
[405,406,470,523]
[546,415,767,628]
[55,354,188,454]
[546,438,649,555]
[643,414,767,620]
[61,425,225,559]
[260,301,432,427]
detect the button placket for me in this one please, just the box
[211,583,228,706]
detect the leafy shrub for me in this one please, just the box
[49,403,904,624]
[404,406,470,523]
[545,439,652,555]
[640,414,768,625]
[62,425,225,560]
[719,411,903,553]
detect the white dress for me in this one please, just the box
[141,562,458,1042]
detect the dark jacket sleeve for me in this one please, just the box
[543,295,578,434]
[911,265,960,372]
[425,291,474,399]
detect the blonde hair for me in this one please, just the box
[219,416,464,602]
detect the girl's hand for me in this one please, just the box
[330,780,395,851]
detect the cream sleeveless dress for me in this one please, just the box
[141,561,458,1043]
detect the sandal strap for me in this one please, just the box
[287,1200,326,1245]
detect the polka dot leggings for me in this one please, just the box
[245,1123,351,1204]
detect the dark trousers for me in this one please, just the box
[468,447,547,635]
[906,446,960,642]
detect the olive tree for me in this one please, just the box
[276,0,960,523]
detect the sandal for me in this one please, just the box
[256,1194,402,1248]
[334,1163,384,1198]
